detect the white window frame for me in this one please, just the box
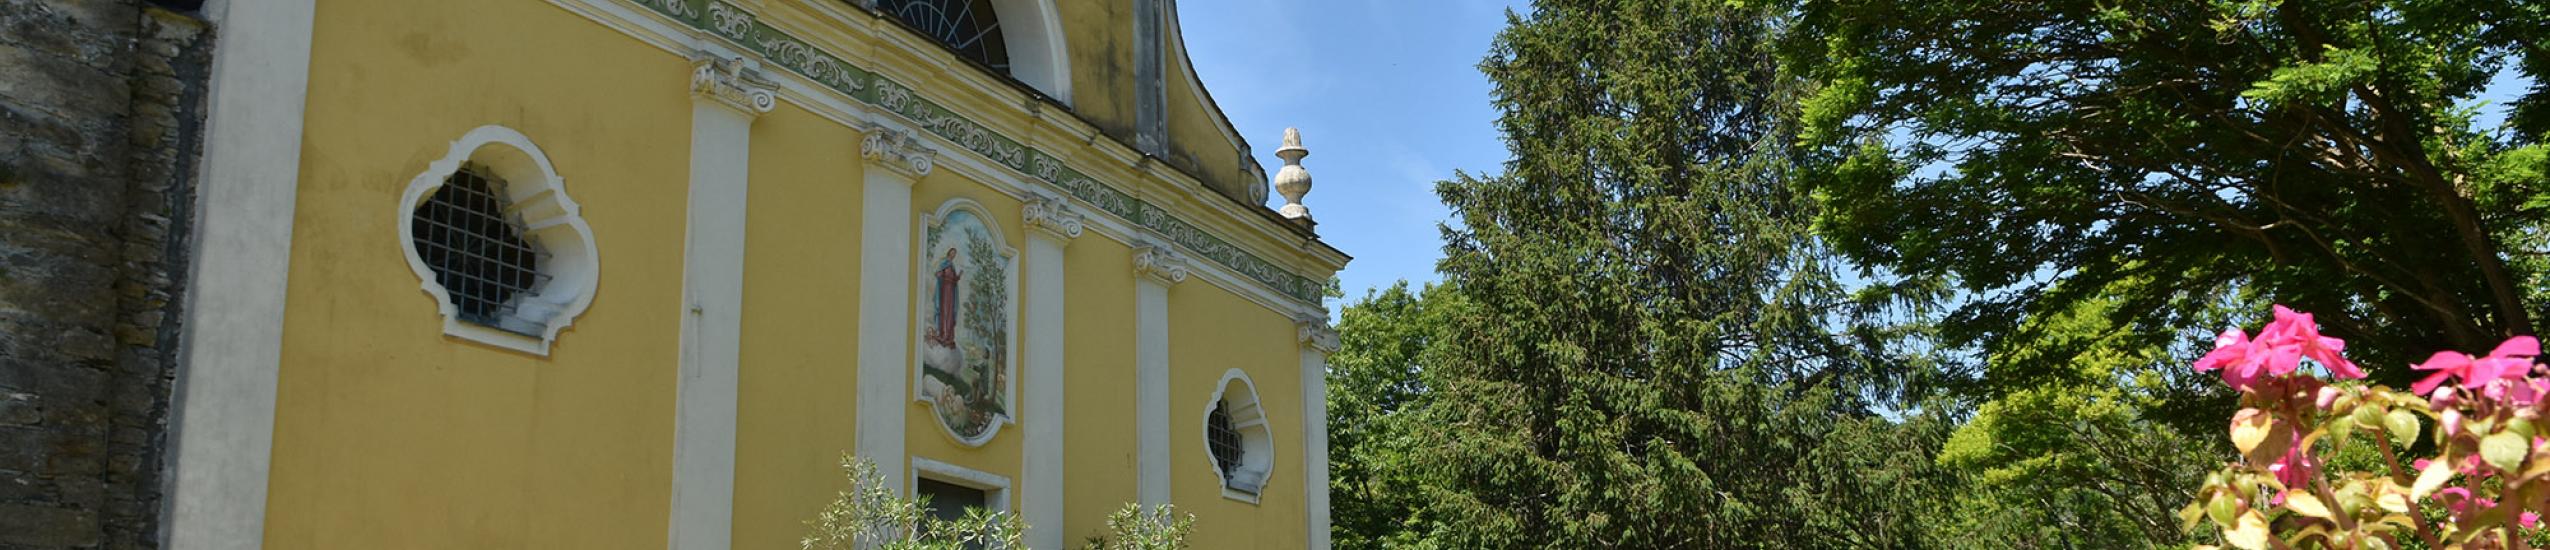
[1202,368,1275,504]
[396,124,599,356]
[910,456,1014,513]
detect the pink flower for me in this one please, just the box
[2265,431,2318,487]
[2431,386,2460,408]
[2196,306,2366,389]
[2259,305,2364,379]
[2411,336,2542,395]
[2197,328,2275,389]
[2432,489,2539,528]
[2434,486,2472,507]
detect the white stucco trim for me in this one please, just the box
[858,125,935,496]
[544,0,1339,322]
[911,198,1022,447]
[1019,194,1077,550]
[988,0,1072,106]
[163,0,315,546]
[1202,368,1273,505]
[1297,318,1339,550]
[668,52,775,550]
[394,125,601,356]
[910,456,1014,513]
[1134,264,1175,506]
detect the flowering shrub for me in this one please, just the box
[2186,306,2547,549]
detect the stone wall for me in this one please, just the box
[0,1,210,548]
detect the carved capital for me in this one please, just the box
[1022,194,1085,241]
[1297,316,1341,354]
[691,55,778,115]
[1131,243,1190,286]
[861,124,937,178]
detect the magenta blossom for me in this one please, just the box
[2410,336,2542,395]
[2195,305,2364,389]
[2196,328,2274,389]
[2263,306,2365,379]
[2432,488,2543,530]
[2265,431,2319,488]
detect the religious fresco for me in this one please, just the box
[915,203,1018,445]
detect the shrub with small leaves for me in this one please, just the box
[801,453,1024,550]
[2184,306,2550,549]
[1080,503,1194,550]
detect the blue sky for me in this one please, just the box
[1178,1,1525,309]
[1176,1,2537,315]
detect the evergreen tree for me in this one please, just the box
[1382,0,1936,546]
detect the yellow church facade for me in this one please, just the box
[157,0,1347,549]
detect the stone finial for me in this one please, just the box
[690,54,778,114]
[1273,128,1313,220]
[1132,243,1191,285]
[1297,315,1341,354]
[861,124,937,177]
[1022,194,1085,240]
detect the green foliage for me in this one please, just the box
[801,455,1192,550]
[1777,0,2550,542]
[800,453,1024,550]
[1787,0,2550,381]
[1322,0,1946,546]
[1077,503,1195,550]
[1923,293,2229,547]
[1324,283,1451,550]
[1324,0,2549,547]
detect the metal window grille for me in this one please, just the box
[873,0,1010,73]
[411,165,548,334]
[1207,400,1243,483]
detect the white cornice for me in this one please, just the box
[545,0,1337,318]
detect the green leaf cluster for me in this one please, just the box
[1323,0,2549,546]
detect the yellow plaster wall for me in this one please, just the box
[264,0,691,548]
[732,103,868,550]
[1169,282,1310,549]
[902,173,1028,493]
[1058,0,1137,143]
[1162,37,1260,204]
[1060,238,1141,541]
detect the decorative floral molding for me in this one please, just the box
[629,0,1326,305]
[1296,317,1340,354]
[861,124,937,178]
[690,54,777,114]
[1132,243,1191,285]
[1022,194,1085,240]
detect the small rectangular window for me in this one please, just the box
[916,477,990,523]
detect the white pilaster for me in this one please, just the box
[1297,317,1340,550]
[668,54,775,550]
[167,0,316,548]
[1131,244,1190,506]
[857,124,936,495]
[1020,195,1082,549]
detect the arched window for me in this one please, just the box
[1201,369,1274,501]
[398,125,599,356]
[876,0,1010,73]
